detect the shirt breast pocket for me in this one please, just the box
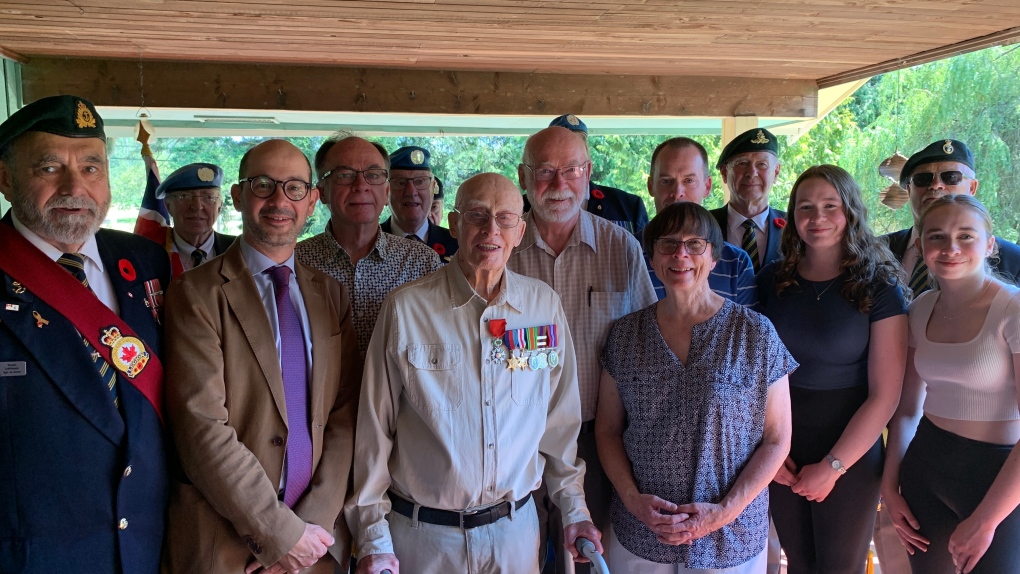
[510,356,552,406]
[406,344,464,412]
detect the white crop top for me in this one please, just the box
[910,284,1020,421]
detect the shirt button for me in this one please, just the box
[485,359,490,364]
[488,443,494,449]
[118,518,128,530]
[271,436,284,447]
[485,400,491,406]
[123,465,132,477]
[487,486,493,491]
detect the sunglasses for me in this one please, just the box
[910,171,966,187]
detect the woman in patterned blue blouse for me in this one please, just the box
[757,165,909,574]
[595,201,797,573]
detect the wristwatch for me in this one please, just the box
[825,454,847,475]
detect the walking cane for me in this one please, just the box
[563,537,610,574]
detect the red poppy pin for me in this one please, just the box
[774,217,787,229]
[118,259,137,281]
[432,243,446,256]
[591,188,605,200]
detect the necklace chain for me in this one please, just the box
[939,280,992,320]
[812,278,838,300]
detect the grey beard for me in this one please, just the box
[12,189,108,247]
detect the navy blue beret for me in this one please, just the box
[390,146,431,171]
[0,95,104,155]
[155,163,224,199]
[716,128,779,169]
[433,176,444,199]
[548,114,587,134]
[899,139,975,187]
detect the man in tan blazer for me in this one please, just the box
[163,139,362,574]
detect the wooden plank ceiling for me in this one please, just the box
[1,0,1020,83]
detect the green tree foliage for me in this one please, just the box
[107,45,1020,243]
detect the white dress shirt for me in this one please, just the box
[172,229,217,271]
[726,204,770,268]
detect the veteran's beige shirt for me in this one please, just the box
[350,256,590,556]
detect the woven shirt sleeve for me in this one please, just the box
[348,296,402,556]
[540,301,592,527]
[626,234,658,311]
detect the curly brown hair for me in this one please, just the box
[773,165,908,312]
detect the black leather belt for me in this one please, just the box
[388,491,532,529]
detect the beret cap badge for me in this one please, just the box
[943,139,954,154]
[410,150,425,165]
[566,114,580,126]
[197,167,216,182]
[75,101,97,129]
[750,130,770,145]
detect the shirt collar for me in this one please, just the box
[727,203,770,234]
[324,221,386,262]
[172,229,216,257]
[519,210,597,255]
[445,254,523,313]
[389,217,429,241]
[239,236,295,277]
[11,211,105,272]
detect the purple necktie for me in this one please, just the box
[267,265,313,507]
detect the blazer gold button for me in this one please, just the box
[271,436,284,447]
[123,465,132,477]
[118,518,128,530]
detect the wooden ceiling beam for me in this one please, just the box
[19,57,817,118]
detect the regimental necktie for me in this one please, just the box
[405,233,422,243]
[190,247,206,269]
[909,258,931,296]
[57,252,120,408]
[267,265,313,508]
[741,219,761,273]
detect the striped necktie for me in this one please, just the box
[405,233,422,243]
[741,219,761,273]
[267,265,313,507]
[57,253,120,408]
[190,247,206,268]
[908,258,931,296]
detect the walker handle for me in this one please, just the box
[575,537,610,574]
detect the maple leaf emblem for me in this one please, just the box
[121,345,138,363]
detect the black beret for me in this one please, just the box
[155,163,224,199]
[390,146,431,171]
[899,139,975,188]
[433,176,444,199]
[716,127,779,169]
[0,95,105,155]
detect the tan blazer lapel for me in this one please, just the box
[295,263,328,459]
[219,243,289,423]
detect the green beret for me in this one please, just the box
[899,139,975,188]
[390,146,431,171]
[0,95,105,156]
[716,127,779,169]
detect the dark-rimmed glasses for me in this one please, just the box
[390,175,433,191]
[523,163,588,182]
[654,237,709,256]
[910,171,966,187]
[455,209,523,229]
[238,176,312,201]
[319,168,389,187]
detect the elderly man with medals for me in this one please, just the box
[350,172,601,574]
[0,95,171,573]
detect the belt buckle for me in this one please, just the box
[458,504,495,529]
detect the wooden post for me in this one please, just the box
[719,117,759,203]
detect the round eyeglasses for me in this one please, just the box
[654,237,709,256]
[239,176,313,201]
[455,209,523,229]
[165,191,221,205]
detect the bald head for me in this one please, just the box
[522,126,588,165]
[456,173,523,212]
[239,139,312,182]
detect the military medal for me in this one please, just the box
[528,352,549,371]
[547,350,560,368]
[503,323,560,370]
[100,326,150,378]
[488,318,508,364]
[143,278,164,324]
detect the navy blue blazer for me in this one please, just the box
[381,218,459,263]
[522,182,649,236]
[212,231,237,256]
[709,204,787,272]
[0,217,170,574]
[884,227,1020,288]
